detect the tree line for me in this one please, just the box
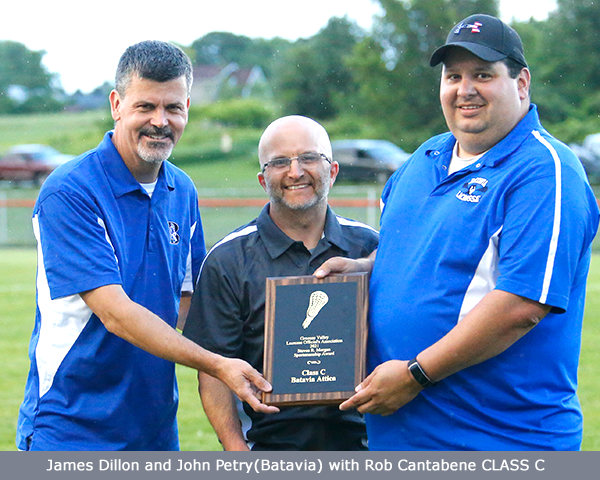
[2,0,599,148]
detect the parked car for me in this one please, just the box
[570,133,600,184]
[0,144,74,185]
[331,139,411,183]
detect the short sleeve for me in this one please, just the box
[496,166,593,312]
[35,191,122,299]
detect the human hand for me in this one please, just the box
[339,360,422,416]
[217,358,280,414]
[314,255,374,279]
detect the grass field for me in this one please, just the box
[1,250,599,451]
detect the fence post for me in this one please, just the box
[0,192,7,245]
[367,187,377,228]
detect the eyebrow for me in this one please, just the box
[443,63,497,74]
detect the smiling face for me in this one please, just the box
[257,116,338,212]
[440,48,530,156]
[109,74,189,177]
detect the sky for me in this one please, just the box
[2,0,557,95]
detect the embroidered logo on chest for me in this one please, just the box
[168,221,180,245]
[456,177,489,203]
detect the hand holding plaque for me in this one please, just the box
[262,273,368,406]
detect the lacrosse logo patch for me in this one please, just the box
[168,221,180,245]
[456,177,489,204]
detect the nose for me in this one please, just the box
[150,108,169,128]
[457,77,477,97]
[287,158,305,178]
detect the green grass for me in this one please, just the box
[0,111,108,156]
[0,250,36,451]
[1,250,599,451]
[580,254,600,450]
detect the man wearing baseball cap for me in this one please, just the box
[316,14,599,450]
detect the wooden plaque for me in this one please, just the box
[262,273,368,406]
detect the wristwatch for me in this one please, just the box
[407,357,436,388]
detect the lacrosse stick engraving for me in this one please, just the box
[302,290,329,329]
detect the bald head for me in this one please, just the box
[258,116,332,167]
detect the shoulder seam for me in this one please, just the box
[196,225,258,284]
[336,215,378,233]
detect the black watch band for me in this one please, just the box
[407,357,436,388]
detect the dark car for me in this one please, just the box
[332,139,411,183]
[570,133,600,184]
[0,144,74,185]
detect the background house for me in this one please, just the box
[190,63,271,105]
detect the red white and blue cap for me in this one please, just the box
[430,14,528,68]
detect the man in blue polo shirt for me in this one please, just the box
[17,41,276,451]
[317,14,599,450]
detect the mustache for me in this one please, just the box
[139,126,174,140]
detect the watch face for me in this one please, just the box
[408,360,432,387]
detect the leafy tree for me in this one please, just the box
[0,41,62,114]
[515,0,600,136]
[344,0,500,149]
[190,32,292,78]
[250,37,294,78]
[191,32,255,66]
[274,16,363,119]
[546,1,600,106]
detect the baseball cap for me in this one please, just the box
[430,14,528,68]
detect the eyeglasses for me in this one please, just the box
[261,152,331,173]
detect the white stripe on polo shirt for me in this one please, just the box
[33,215,93,398]
[97,217,118,264]
[457,226,502,322]
[182,221,197,292]
[195,225,259,286]
[336,215,378,233]
[532,130,562,304]
[210,225,258,253]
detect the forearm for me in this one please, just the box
[417,289,551,382]
[177,292,192,331]
[81,285,222,376]
[82,284,278,414]
[340,289,550,415]
[199,372,250,451]
[356,249,377,273]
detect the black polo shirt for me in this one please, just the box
[183,204,379,448]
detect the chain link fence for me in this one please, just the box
[0,187,382,249]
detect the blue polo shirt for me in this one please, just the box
[367,106,599,450]
[17,132,205,451]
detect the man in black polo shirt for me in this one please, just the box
[183,115,379,450]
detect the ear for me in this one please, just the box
[183,96,191,125]
[109,90,122,122]
[517,68,531,101]
[257,172,267,192]
[329,161,340,187]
